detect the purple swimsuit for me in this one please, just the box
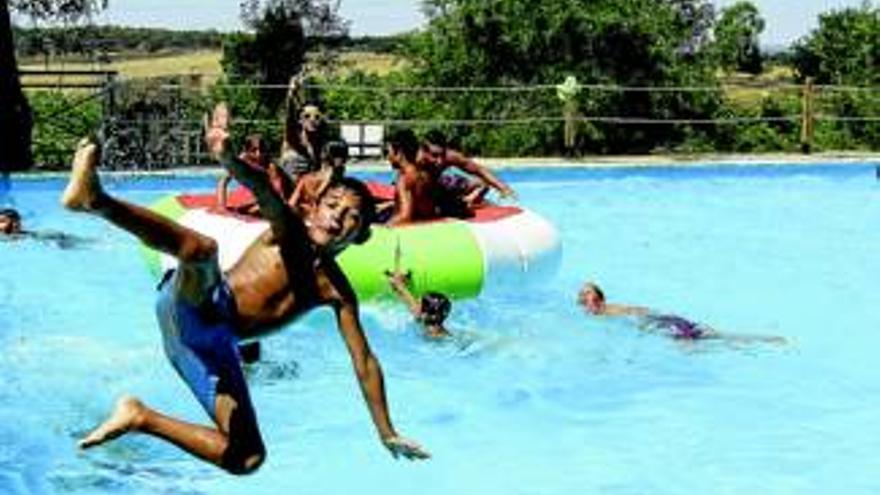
[643,314,705,340]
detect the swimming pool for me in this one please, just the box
[1,163,878,494]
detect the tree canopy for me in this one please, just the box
[398,0,721,153]
[222,0,348,112]
[792,3,880,85]
[2,0,106,171]
[713,1,764,74]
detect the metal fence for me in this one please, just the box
[21,72,880,170]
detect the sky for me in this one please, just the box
[38,0,874,47]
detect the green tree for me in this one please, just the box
[224,0,348,113]
[1,0,105,171]
[713,1,765,74]
[792,4,880,151]
[401,0,721,154]
[792,4,879,85]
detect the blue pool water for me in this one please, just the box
[1,164,878,494]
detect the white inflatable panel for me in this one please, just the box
[159,209,269,273]
[469,210,562,294]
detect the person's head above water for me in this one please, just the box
[419,292,452,326]
[0,208,22,235]
[303,177,375,252]
[386,129,420,168]
[578,282,606,315]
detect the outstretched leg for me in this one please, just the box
[68,135,265,474]
[62,139,216,266]
[62,139,219,302]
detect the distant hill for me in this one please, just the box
[12,25,410,63]
[13,25,225,61]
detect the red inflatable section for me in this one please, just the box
[177,182,521,224]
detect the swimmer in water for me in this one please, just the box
[386,269,452,340]
[578,282,787,344]
[1,208,91,249]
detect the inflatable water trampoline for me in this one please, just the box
[141,183,561,300]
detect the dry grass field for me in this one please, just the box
[19,49,404,88]
[20,49,800,113]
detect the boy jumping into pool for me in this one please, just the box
[578,281,787,344]
[61,103,429,475]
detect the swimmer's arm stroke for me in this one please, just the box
[330,267,430,461]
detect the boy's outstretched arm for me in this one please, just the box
[205,104,302,241]
[335,302,431,461]
[282,75,306,154]
[331,270,430,461]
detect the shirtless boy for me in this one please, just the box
[62,104,428,475]
[419,130,516,206]
[386,129,438,226]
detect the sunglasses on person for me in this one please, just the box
[300,109,323,121]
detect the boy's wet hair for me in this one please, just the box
[322,177,376,244]
[585,282,605,302]
[243,134,266,153]
[420,292,452,325]
[386,128,420,162]
[323,140,349,162]
[0,208,20,222]
[423,129,448,148]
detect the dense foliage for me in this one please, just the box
[713,1,764,74]
[323,0,726,155]
[793,4,880,151]
[3,0,108,171]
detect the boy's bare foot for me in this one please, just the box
[79,395,146,449]
[61,139,103,211]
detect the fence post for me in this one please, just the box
[800,77,815,154]
[100,71,118,168]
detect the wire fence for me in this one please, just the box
[20,71,880,169]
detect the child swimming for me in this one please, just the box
[578,282,787,344]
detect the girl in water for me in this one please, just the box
[578,282,787,345]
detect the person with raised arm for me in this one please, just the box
[61,104,429,476]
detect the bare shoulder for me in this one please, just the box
[447,149,470,164]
